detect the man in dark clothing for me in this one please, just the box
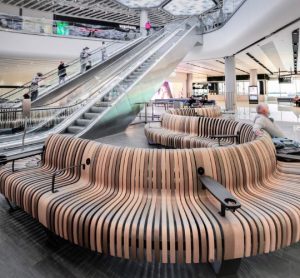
[186,95,196,107]
[85,61,92,71]
[58,61,69,84]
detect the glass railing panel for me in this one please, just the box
[0,13,141,41]
[0,39,134,107]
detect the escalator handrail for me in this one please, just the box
[0,40,126,100]
[50,17,196,135]
[0,17,194,147]
[26,25,173,109]
[0,17,193,125]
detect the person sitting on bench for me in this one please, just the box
[293,95,300,107]
[253,103,285,137]
[186,95,197,107]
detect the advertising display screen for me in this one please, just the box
[56,21,69,36]
[249,86,258,104]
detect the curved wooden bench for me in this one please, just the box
[145,111,254,148]
[166,106,222,117]
[0,134,91,218]
[0,124,300,275]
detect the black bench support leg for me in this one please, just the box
[5,198,18,213]
[211,258,241,277]
[43,228,62,248]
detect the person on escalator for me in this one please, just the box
[29,72,43,101]
[145,21,151,36]
[101,41,107,62]
[80,47,91,73]
[57,61,69,84]
[85,61,92,71]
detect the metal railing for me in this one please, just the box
[0,13,140,41]
[0,21,177,136]
[199,0,246,33]
[0,38,140,107]
[0,17,196,148]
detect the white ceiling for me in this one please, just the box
[180,0,300,78]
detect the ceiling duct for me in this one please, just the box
[246,52,273,75]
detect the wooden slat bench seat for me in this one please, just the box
[167,106,222,117]
[145,111,254,148]
[0,134,91,218]
[0,116,300,275]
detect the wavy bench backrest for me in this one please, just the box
[161,113,256,145]
[89,132,275,192]
[44,134,89,171]
[166,107,222,117]
[193,133,276,190]
[194,106,221,117]
[161,113,199,135]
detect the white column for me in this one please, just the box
[225,56,236,111]
[249,69,258,86]
[186,73,193,97]
[140,10,148,37]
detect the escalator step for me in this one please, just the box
[96,102,111,107]
[66,126,84,134]
[76,119,91,126]
[90,106,106,113]
[83,112,99,119]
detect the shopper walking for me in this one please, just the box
[80,47,90,73]
[30,72,43,101]
[57,61,69,84]
[145,21,151,36]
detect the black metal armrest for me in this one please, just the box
[0,147,45,172]
[276,153,300,162]
[198,167,241,217]
[210,131,240,146]
[51,163,85,193]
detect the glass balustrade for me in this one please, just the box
[0,13,141,41]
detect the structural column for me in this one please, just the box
[224,56,236,111]
[140,10,148,37]
[249,69,258,86]
[186,73,193,97]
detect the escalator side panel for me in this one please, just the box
[32,39,144,107]
[81,28,200,139]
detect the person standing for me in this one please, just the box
[30,72,43,101]
[80,47,90,73]
[85,60,92,71]
[145,21,151,36]
[57,61,69,84]
[101,41,107,62]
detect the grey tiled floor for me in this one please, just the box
[95,122,161,148]
[0,195,300,278]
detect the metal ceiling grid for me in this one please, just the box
[0,0,175,26]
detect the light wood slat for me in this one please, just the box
[1,109,300,265]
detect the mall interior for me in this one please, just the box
[1,0,300,277]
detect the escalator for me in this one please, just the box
[0,17,201,153]
[0,36,144,108]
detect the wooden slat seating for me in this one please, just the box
[166,106,222,117]
[145,112,251,148]
[0,134,91,218]
[0,122,300,275]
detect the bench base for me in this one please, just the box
[5,198,19,213]
[211,258,241,277]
